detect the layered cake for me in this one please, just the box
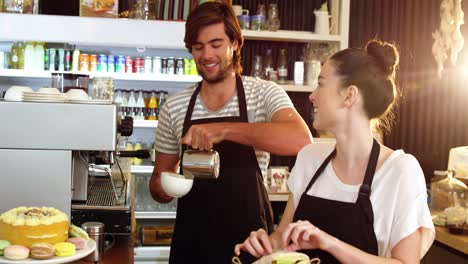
[0,207,69,247]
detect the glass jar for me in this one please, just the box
[129,0,156,20]
[430,170,467,228]
[3,0,36,13]
[91,77,114,101]
[266,3,280,31]
[250,55,263,78]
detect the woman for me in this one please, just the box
[234,40,435,263]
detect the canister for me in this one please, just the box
[82,222,105,262]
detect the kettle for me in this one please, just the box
[182,149,220,179]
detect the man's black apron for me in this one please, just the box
[292,139,380,263]
[169,75,274,263]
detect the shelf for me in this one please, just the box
[0,69,201,83]
[133,120,158,128]
[242,29,342,43]
[268,193,290,202]
[131,165,154,173]
[281,83,317,92]
[135,211,176,219]
[0,13,187,49]
[0,12,348,48]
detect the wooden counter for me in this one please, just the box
[434,226,468,255]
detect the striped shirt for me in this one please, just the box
[154,76,294,177]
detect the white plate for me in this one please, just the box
[22,98,67,103]
[68,99,112,105]
[0,239,96,264]
[23,92,66,98]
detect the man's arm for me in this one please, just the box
[149,152,180,203]
[181,107,312,156]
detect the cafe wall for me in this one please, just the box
[349,0,468,181]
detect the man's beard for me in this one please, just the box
[198,59,234,84]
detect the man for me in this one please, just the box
[149,1,312,263]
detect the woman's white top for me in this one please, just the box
[288,142,435,258]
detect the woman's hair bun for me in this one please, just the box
[365,40,399,77]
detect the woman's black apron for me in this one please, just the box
[292,139,380,263]
[169,75,274,263]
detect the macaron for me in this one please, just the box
[30,243,55,260]
[0,240,11,256]
[69,224,90,240]
[54,242,76,257]
[3,245,29,260]
[67,237,87,250]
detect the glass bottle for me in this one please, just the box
[277,49,288,83]
[147,91,158,120]
[9,42,19,69]
[127,89,137,118]
[250,55,263,78]
[266,3,280,31]
[135,90,146,120]
[34,42,45,71]
[263,48,274,80]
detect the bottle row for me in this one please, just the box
[115,89,168,121]
[251,48,288,83]
[2,42,199,76]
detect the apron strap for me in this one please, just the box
[302,148,336,196]
[357,139,380,225]
[359,138,380,197]
[181,82,202,138]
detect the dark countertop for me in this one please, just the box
[72,235,134,264]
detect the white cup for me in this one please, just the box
[161,172,194,198]
[314,11,331,35]
[232,5,249,16]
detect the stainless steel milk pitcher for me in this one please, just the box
[182,149,220,179]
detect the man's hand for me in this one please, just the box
[180,123,227,150]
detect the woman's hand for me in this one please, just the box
[282,220,335,252]
[234,229,274,258]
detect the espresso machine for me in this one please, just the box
[0,101,147,234]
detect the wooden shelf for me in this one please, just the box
[242,29,342,43]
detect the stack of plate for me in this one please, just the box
[22,92,67,103]
[68,98,112,104]
[22,88,67,103]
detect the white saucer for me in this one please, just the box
[0,239,96,264]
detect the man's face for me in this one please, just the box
[191,23,238,84]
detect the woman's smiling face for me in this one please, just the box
[309,60,348,132]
